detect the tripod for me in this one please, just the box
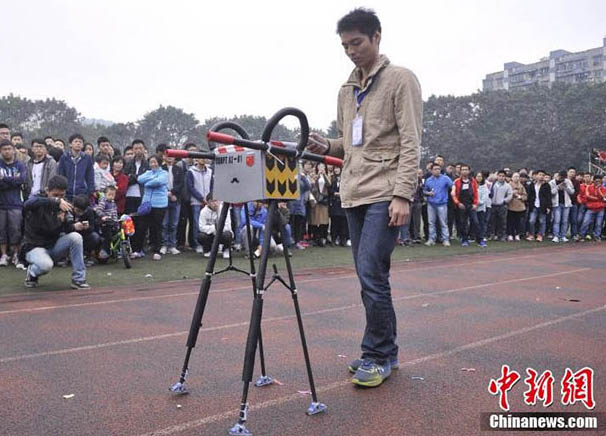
[169,123,273,395]
[229,200,326,436]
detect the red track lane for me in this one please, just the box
[0,244,604,436]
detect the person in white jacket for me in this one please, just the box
[198,194,232,258]
[549,170,575,242]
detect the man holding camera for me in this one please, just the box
[22,175,90,289]
[307,8,422,387]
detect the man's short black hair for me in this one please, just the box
[97,136,110,145]
[11,132,23,139]
[54,139,65,146]
[0,139,13,148]
[0,123,9,130]
[44,135,54,141]
[594,174,603,180]
[184,142,198,150]
[69,133,84,144]
[31,138,46,147]
[155,143,168,154]
[47,175,68,191]
[131,139,146,148]
[73,194,89,211]
[497,170,506,176]
[336,8,381,39]
[431,162,441,169]
[536,169,546,175]
[567,166,576,171]
[460,163,470,170]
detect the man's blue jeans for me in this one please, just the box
[529,207,547,236]
[191,204,202,249]
[581,209,605,238]
[162,201,181,248]
[345,201,398,365]
[569,204,578,237]
[25,232,86,282]
[427,203,449,243]
[552,205,570,239]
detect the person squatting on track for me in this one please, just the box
[307,8,422,387]
[21,175,91,289]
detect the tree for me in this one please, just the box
[136,105,200,148]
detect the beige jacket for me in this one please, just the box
[327,55,422,208]
[508,182,528,212]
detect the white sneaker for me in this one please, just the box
[222,249,230,259]
[159,246,167,255]
[275,243,284,254]
[515,235,521,241]
[346,239,352,247]
[442,240,451,247]
[507,235,514,242]
[152,253,162,261]
[203,251,211,258]
[168,247,181,255]
[561,236,569,243]
[12,255,26,270]
[424,240,435,246]
[0,254,8,267]
[552,237,560,243]
[195,246,204,254]
[234,243,242,251]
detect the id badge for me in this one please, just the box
[352,115,363,147]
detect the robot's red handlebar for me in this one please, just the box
[206,131,343,167]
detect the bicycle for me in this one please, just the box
[98,215,135,269]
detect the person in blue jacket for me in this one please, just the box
[56,134,95,201]
[239,201,272,258]
[423,162,453,246]
[0,140,26,268]
[137,155,169,260]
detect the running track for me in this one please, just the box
[0,244,605,435]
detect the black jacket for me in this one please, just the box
[328,176,345,217]
[22,193,77,250]
[526,182,552,213]
[162,163,185,202]
[124,158,149,198]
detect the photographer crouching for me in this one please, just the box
[21,175,91,289]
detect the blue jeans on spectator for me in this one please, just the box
[580,209,605,238]
[191,204,202,249]
[577,205,587,232]
[232,205,242,245]
[398,223,410,242]
[552,205,570,239]
[427,203,449,243]
[476,210,487,240]
[569,204,578,237]
[345,201,398,365]
[529,207,547,236]
[25,232,86,282]
[162,201,181,248]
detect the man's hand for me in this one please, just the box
[58,199,73,213]
[307,133,329,155]
[74,222,89,232]
[472,204,478,210]
[457,203,465,210]
[388,197,410,227]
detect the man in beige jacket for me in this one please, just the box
[308,8,422,387]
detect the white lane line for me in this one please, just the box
[0,252,558,316]
[0,268,588,364]
[140,303,606,436]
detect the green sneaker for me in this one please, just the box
[351,361,391,388]
[348,357,399,374]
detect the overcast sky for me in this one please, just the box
[2,0,605,131]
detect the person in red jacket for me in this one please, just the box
[451,164,484,247]
[579,174,606,241]
[111,157,129,215]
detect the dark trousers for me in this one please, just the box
[422,203,429,240]
[177,202,194,249]
[198,231,233,253]
[507,210,525,237]
[139,208,167,254]
[410,201,422,240]
[291,214,306,244]
[492,204,508,239]
[82,231,102,253]
[330,214,349,244]
[456,205,481,242]
[345,201,398,365]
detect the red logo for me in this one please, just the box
[246,154,255,167]
[488,364,521,411]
